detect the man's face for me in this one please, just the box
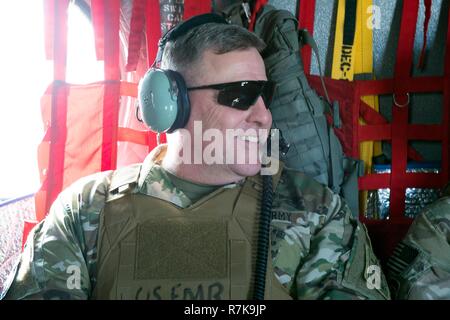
[184,47,272,180]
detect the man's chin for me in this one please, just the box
[229,163,262,178]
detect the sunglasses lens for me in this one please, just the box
[262,81,275,108]
[217,81,275,110]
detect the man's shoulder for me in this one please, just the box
[280,166,333,192]
[275,165,340,215]
[405,195,450,246]
[404,195,450,258]
[57,163,143,215]
[388,196,450,299]
[421,195,450,223]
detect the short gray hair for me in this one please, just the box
[160,22,265,84]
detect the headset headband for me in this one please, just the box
[154,13,229,66]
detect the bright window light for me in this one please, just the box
[0,1,103,200]
[67,2,104,83]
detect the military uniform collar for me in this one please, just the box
[138,144,167,189]
[137,144,241,208]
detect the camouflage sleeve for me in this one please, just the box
[386,196,450,299]
[297,197,390,299]
[2,172,110,300]
[272,169,391,300]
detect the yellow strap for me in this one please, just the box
[354,0,382,216]
[354,0,372,74]
[332,0,382,216]
[331,0,355,80]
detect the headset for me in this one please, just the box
[138,13,229,133]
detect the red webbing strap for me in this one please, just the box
[102,81,121,172]
[358,124,391,141]
[357,77,443,96]
[101,0,121,171]
[360,172,442,191]
[22,220,38,250]
[248,0,268,32]
[390,0,419,221]
[359,101,388,125]
[184,0,212,20]
[103,0,121,81]
[359,100,424,161]
[359,173,390,190]
[118,127,150,145]
[52,1,68,81]
[41,83,68,221]
[40,0,69,221]
[43,0,54,60]
[442,2,450,186]
[418,0,432,69]
[146,0,161,67]
[126,0,147,72]
[35,0,69,221]
[351,81,361,160]
[402,173,443,188]
[35,84,53,221]
[408,124,444,140]
[120,81,138,97]
[91,0,105,61]
[298,0,316,74]
[359,172,442,192]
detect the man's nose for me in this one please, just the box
[247,96,272,127]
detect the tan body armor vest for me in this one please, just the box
[92,165,291,300]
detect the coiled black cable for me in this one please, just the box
[252,174,274,300]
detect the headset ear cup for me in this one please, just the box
[165,70,191,133]
[140,13,227,133]
[139,68,190,133]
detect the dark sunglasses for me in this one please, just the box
[187,80,275,110]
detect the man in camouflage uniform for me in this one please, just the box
[387,195,450,299]
[1,17,390,300]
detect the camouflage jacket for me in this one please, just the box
[2,145,390,300]
[387,196,450,299]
